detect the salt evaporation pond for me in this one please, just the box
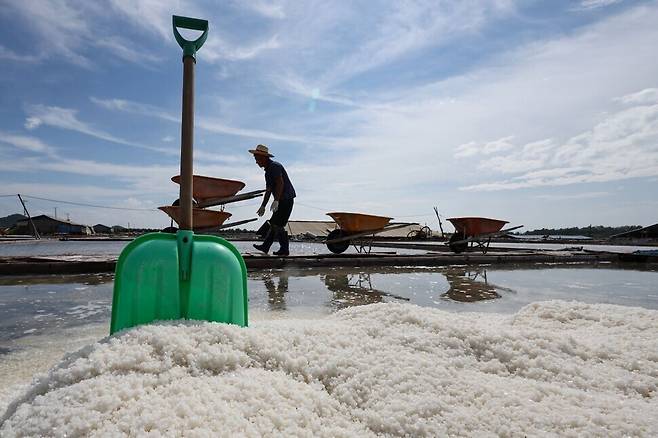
[1,264,657,435]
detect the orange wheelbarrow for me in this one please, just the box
[160,175,265,231]
[325,212,417,254]
[446,217,523,254]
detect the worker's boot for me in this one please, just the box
[273,230,289,256]
[254,225,277,254]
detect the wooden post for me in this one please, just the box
[17,194,40,239]
[434,206,444,238]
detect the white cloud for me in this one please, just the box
[6,0,95,67]
[239,0,286,19]
[534,192,609,200]
[463,99,658,191]
[3,0,184,67]
[24,117,43,130]
[614,88,658,105]
[24,104,178,156]
[109,0,189,41]
[456,136,516,158]
[301,3,658,197]
[575,0,624,11]
[0,132,56,156]
[454,141,480,158]
[460,99,658,191]
[96,37,163,64]
[202,35,280,62]
[0,45,42,63]
[90,96,341,146]
[253,1,518,102]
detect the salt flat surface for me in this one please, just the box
[1,301,657,437]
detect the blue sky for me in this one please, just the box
[1,0,657,230]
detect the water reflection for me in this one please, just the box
[442,268,503,302]
[323,273,385,310]
[263,272,288,311]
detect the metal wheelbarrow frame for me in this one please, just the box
[446,217,523,254]
[324,212,417,254]
[161,174,266,231]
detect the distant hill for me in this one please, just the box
[522,225,643,239]
[0,214,26,228]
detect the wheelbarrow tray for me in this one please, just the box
[172,174,245,202]
[327,212,393,233]
[159,206,231,229]
[447,217,508,237]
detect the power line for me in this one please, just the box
[294,201,330,211]
[19,195,158,212]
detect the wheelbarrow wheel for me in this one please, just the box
[326,229,350,254]
[449,231,468,253]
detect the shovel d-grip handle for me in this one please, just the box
[173,15,208,60]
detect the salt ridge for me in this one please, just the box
[1,300,657,436]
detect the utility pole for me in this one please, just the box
[17,194,40,239]
[433,206,445,238]
[54,207,57,219]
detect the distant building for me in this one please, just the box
[15,215,93,236]
[609,223,658,242]
[93,224,112,234]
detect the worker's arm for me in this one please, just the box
[269,175,284,212]
[273,175,284,201]
[257,190,271,216]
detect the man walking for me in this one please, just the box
[250,144,296,256]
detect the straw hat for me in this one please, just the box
[248,144,274,157]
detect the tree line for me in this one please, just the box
[520,225,642,239]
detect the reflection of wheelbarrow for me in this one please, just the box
[323,272,410,308]
[446,217,523,254]
[159,175,265,231]
[324,212,417,254]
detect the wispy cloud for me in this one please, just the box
[534,192,609,200]
[203,35,280,62]
[306,3,658,199]
[90,96,341,145]
[109,0,281,64]
[4,0,184,67]
[24,104,177,155]
[289,1,515,90]
[454,136,516,158]
[238,0,286,19]
[0,131,57,157]
[575,0,624,11]
[614,88,658,105]
[0,45,42,63]
[96,37,163,64]
[24,102,247,164]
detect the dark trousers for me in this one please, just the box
[261,198,293,252]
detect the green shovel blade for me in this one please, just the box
[110,231,248,334]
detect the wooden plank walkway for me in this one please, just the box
[0,251,619,276]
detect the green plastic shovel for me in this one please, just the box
[110,16,248,335]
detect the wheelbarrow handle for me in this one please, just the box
[172,15,209,59]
